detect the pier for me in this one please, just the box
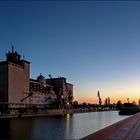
[81,112,140,140]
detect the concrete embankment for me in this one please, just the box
[81,112,140,140]
[0,109,73,119]
[0,109,113,119]
[0,108,94,119]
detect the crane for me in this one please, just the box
[97,91,102,105]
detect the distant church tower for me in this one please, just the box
[0,47,30,103]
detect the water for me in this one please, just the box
[0,111,129,140]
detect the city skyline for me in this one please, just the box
[1,1,140,104]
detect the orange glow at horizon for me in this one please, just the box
[73,74,140,104]
[74,92,140,104]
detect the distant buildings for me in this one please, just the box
[0,48,73,107]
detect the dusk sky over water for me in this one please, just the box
[1,1,140,103]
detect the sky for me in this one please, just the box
[0,0,140,104]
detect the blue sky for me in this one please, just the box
[1,1,140,103]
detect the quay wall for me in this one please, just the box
[0,109,73,119]
[0,108,114,119]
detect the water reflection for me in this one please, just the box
[64,114,74,139]
[10,119,33,140]
[0,111,129,140]
[30,116,66,140]
[64,114,70,139]
[0,119,10,139]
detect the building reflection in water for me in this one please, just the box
[0,119,10,139]
[9,118,33,140]
[64,114,72,139]
[0,118,33,140]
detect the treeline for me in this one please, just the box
[72,100,140,111]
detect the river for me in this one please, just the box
[0,111,129,140]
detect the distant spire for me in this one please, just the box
[12,45,14,53]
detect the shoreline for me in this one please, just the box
[0,109,116,119]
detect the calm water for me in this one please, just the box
[0,111,129,140]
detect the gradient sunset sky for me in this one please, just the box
[0,0,140,104]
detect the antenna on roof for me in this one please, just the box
[11,45,14,53]
[48,74,52,79]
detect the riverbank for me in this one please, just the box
[0,108,115,119]
[81,112,140,140]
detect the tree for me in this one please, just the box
[104,98,108,106]
[138,99,140,106]
[108,97,110,105]
[132,101,137,105]
[82,102,87,108]
[73,101,79,108]
[116,100,122,110]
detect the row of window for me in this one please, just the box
[29,91,48,95]
[30,83,51,93]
